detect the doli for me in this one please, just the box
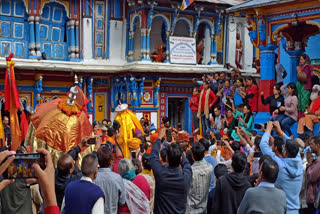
[25,86,93,167]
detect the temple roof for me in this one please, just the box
[196,0,244,5]
[226,0,296,12]
[196,0,244,6]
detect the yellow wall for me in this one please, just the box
[95,92,107,122]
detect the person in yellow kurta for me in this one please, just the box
[114,104,145,158]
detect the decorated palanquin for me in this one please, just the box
[25,86,93,167]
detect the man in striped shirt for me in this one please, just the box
[186,143,213,214]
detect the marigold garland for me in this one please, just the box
[57,98,82,116]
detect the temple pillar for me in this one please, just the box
[35,16,41,56]
[164,31,170,63]
[286,50,304,83]
[209,34,217,65]
[28,16,36,57]
[146,28,151,60]
[87,77,93,114]
[254,44,277,126]
[141,28,147,61]
[68,20,76,59]
[75,21,80,58]
[128,31,134,62]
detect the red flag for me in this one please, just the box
[5,54,22,150]
[20,111,29,141]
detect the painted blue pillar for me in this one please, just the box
[259,44,277,81]
[154,79,160,107]
[209,34,217,65]
[75,21,79,58]
[128,31,134,62]
[68,20,76,59]
[138,78,145,106]
[286,50,304,83]
[35,16,41,56]
[141,28,149,61]
[131,77,138,107]
[146,30,151,60]
[35,76,43,106]
[254,44,277,128]
[165,31,169,63]
[28,16,36,57]
[87,77,93,114]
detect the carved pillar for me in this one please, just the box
[68,20,76,59]
[35,16,41,56]
[255,44,277,121]
[165,31,170,63]
[153,78,161,107]
[35,75,43,106]
[131,77,138,107]
[209,34,217,64]
[146,28,151,60]
[75,20,79,58]
[87,77,93,113]
[28,16,36,57]
[141,28,147,60]
[138,77,145,106]
[128,31,134,61]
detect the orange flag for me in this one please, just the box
[5,54,22,151]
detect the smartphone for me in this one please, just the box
[253,151,262,158]
[131,151,136,159]
[189,137,194,146]
[3,153,45,179]
[254,124,263,130]
[87,137,96,145]
[166,129,172,142]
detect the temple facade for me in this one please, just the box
[0,0,262,133]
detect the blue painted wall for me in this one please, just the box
[0,0,29,58]
[305,34,320,60]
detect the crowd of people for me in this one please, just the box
[0,54,319,214]
[0,112,319,214]
[190,54,319,140]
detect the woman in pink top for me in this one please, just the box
[273,83,298,138]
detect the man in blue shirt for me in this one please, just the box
[150,128,192,214]
[260,121,303,214]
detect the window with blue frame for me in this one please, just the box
[40,2,68,60]
[94,1,106,58]
[0,0,28,58]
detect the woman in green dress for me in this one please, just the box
[296,54,312,119]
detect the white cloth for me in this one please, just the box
[123,179,150,214]
[61,176,104,214]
